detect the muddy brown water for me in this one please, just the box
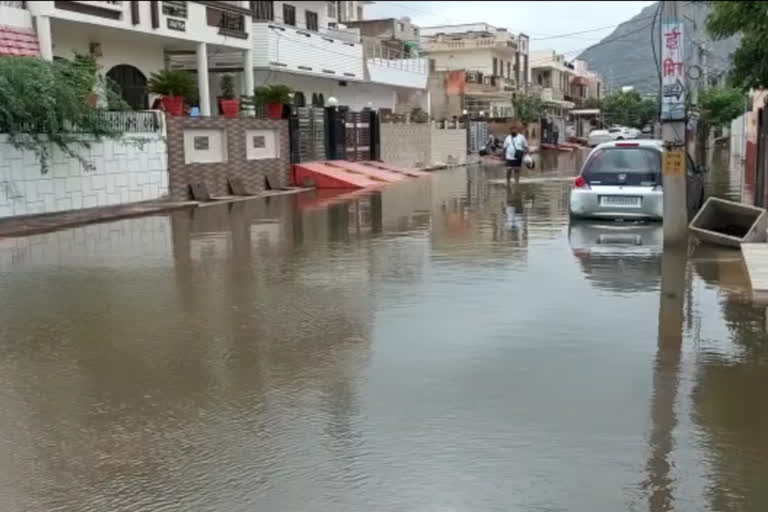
[0,153,765,511]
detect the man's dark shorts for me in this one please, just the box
[505,159,522,167]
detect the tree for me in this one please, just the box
[600,90,657,128]
[699,86,746,128]
[511,93,544,124]
[694,86,746,164]
[707,1,768,90]
[0,55,127,173]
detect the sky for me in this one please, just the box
[365,1,656,57]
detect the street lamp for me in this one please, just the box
[327,96,338,107]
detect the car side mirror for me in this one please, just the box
[697,164,708,174]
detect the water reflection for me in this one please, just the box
[0,164,767,510]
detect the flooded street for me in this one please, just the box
[0,151,766,511]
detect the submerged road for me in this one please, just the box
[0,148,764,511]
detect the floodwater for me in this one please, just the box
[0,150,766,511]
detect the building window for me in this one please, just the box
[357,5,363,20]
[493,57,498,76]
[283,3,295,25]
[162,0,187,18]
[293,91,306,106]
[252,0,273,21]
[305,10,318,31]
[413,27,418,36]
[507,61,511,79]
[327,1,336,18]
[398,22,404,31]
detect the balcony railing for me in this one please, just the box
[0,111,163,134]
[0,1,25,7]
[424,37,517,52]
[207,5,247,39]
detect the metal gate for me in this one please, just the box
[757,108,768,207]
[290,107,326,163]
[468,121,488,153]
[345,110,372,161]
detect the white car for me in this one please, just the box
[569,139,706,221]
[587,126,638,146]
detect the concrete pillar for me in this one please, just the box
[196,42,210,116]
[243,49,254,96]
[36,16,53,61]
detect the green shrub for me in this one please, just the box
[253,84,293,105]
[220,74,236,100]
[147,69,197,98]
[0,55,129,173]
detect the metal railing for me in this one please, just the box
[0,0,24,7]
[101,111,163,133]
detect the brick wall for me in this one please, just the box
[430,127,467,166]
[380,123,467,168]
[166,117,290,201]
[380,123,431,168]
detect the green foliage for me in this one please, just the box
[583,97,603,109]
[600,90,657,128]
[511,93,544,124]
[253,84,293,105]
[699,86,746,127]
[147,69,197,99]
[0,55,127,174]
[707,1,768,90]
[220,74,236,100]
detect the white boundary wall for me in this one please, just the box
[0,131,168,219]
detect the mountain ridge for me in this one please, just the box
[577,2,739,95]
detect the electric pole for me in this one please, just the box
[660,0,688,246]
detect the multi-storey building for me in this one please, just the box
[421,23,529,119]
[1,1,428,115]
[1,0,255,115]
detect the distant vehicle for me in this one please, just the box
[569,139,706,221]
[624,127,641,139]
[587,126,635,146]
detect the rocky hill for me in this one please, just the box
[578,2,739,95]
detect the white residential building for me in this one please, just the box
[421,23,529,119]
[0,0,254,116]
[244,1,428,113]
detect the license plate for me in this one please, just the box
[598,234,642,245]
[600,195,641,207]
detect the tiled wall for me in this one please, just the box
[0,133,167,219]
[166,117,290,200]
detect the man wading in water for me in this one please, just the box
[503,122,529,186]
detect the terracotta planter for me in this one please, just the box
[162,95,184,116]
[219,98,240,118]
[267,103,284,120]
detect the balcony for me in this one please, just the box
[252,21,364,80]
[424,37,517,53]
[366,57,428,89]
[465,74,516,96]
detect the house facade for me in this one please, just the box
[2,1,255,116]
[421,23,529,119]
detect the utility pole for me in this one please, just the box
[660,0,688,246]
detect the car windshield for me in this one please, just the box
[582,147,661,186]
[608,128,622,133]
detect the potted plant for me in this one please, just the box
[147,70,197,116]
[253,84,293,120]
[218,74,240,118]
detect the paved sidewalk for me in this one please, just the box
[0,201,196,238]
[0,188,313,238]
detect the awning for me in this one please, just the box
[0,25,40,57]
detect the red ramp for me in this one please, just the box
[326,160,407,182]
[294,162,379,189]
[362,161,429,177]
